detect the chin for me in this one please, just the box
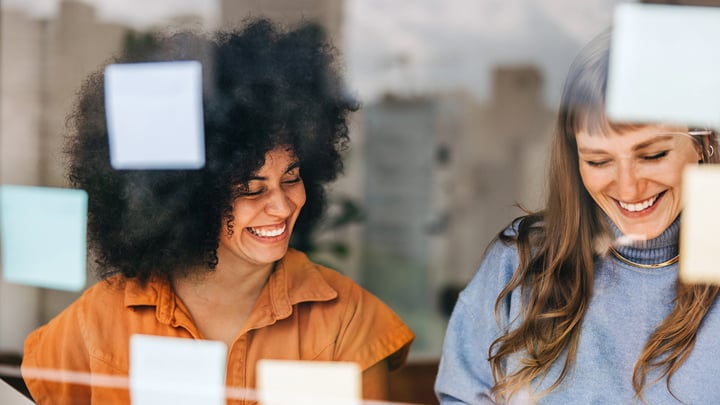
[262,247,290,263]
[617,224,665,241]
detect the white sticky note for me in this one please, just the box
[130,335,227,405]
[0,379,34,405]
[680,165,720,285]
[606,3,720,128]
[105,61,205,169]
[0,185,87,291]
[257,360,360,405]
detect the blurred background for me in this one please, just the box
[1,0,717,403]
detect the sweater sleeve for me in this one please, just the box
[435,237,519,404]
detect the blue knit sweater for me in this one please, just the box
[435,217,720,404]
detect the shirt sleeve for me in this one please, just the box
[21,297,92,405]
[333,281,415,372]
[435,237,519,404]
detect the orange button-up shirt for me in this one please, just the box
[22,249,415,404]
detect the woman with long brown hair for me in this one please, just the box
[435,31,720,404]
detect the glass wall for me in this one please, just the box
[3,1,717,404]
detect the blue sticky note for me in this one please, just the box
[0,185,87,291]
[105,61,205,169]
[607,3,720,128]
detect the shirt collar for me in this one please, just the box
[267,248,338,320]
[122,249,338,327]
[123,275,176,324]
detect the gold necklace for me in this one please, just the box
[608,247,679,269]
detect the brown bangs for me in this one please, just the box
[571,105,647,138]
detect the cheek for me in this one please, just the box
[652,158,692,188]
[231,202,261,224]
[579,167,604,195]
[292,188,307,211]
[665,170,685,192]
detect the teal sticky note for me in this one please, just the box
[0,185,88,291]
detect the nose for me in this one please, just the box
[264,188,294,218]
[615,160,646,202]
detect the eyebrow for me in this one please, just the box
[578,135,676,154]
[247,161,300,181]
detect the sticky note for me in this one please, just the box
[129,334,227,405]
[104,61,205,169]
[0,185,87,291]
[606,3,720,128]
[0,379,34,405]
[680,165,720,285]
[257,360,360,405]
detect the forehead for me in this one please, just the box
[575,124,694,152]
[576,119,688,140]
[257,146,298,170]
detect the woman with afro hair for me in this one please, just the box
[22,19,414,404]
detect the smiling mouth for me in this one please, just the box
[616,191,664,213]
[247,223,287,238]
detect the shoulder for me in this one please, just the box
[314,261,364,298]
[282,249,363,299]
[284,249,395,314]
[29,275,129,340]
[70,275,133,322]
[455,220,532,322]
[283,249,415,370]
[471,215,545,288]
[22,275,131,370]
[470,224,522,285]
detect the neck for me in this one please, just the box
[173,260,274,305]
[606,215,680,266]
[170,260,278,346]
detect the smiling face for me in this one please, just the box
[576,125,702,240]
[216,146,306,271]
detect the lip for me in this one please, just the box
[613,191,666,218]
[245,222,290,243]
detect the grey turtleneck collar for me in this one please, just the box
[605,214,680,266]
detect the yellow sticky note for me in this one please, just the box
[257,360,360,405]
[680,165,720,284]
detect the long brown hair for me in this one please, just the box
[488,30,720,402]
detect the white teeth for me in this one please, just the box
[618,194,659,212]
[248,224,286,237]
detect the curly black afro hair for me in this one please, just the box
[66,19,359,282]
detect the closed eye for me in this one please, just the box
[642,151,668,161]
[237,182,264,197]
[240,188,264,197]
[585,160,610,167]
